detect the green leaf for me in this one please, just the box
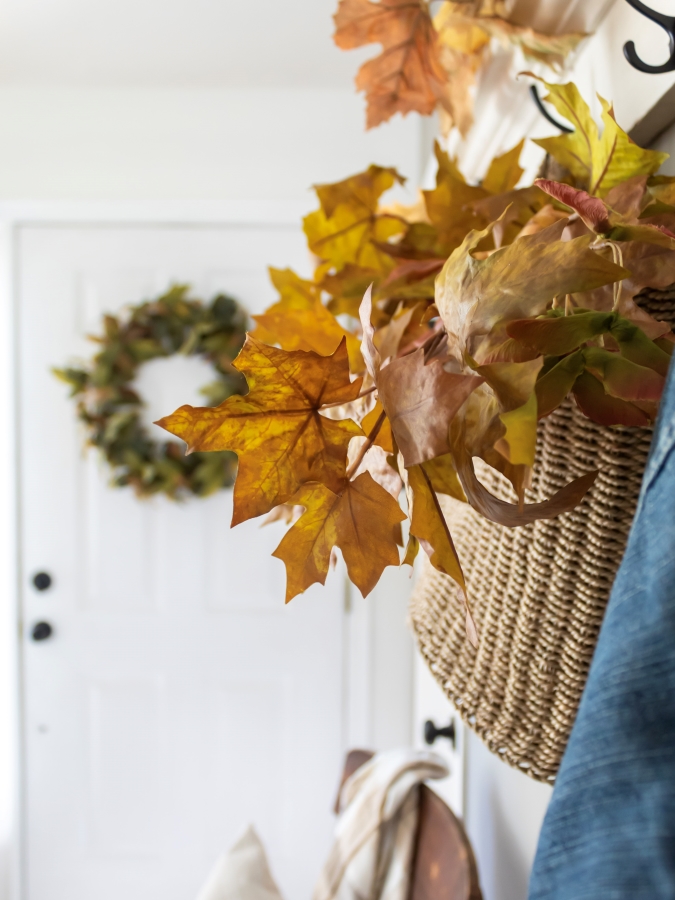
[534,350,585,417]
[507,310,616,355]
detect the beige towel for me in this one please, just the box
[313,749,449,900]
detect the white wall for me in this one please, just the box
[0,86,423,205]
[465,733,552,900]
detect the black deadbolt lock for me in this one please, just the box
[424,718,456,749]
[31,622,53,642]
[32,572,52,592]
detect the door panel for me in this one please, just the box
[18,223,344,900]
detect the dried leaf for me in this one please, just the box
[452,433,598,527]
[474,357,543,410]
[582,347,664,402]
[408,463,477,646]
[535,179,610,233]
[436,218,628,363]
[572,370,651,426]
[334,0,450,128]
[507,310,616,356]
[377,347,483,466]
[272,473,406,600]
[156,337,363,525]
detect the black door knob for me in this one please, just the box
[31,622,53,642]
[424,718,456,749]
[32,572,52,592]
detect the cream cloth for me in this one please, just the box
[196,825,284,900]
[313,749,449,900]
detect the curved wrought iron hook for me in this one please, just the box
[529,85,573,133]
[623,0,675,74]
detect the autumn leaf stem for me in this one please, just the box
[321,385,377,409]
[607,240,624,311]
[346,408,387,480]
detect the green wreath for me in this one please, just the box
[55,285,248,499]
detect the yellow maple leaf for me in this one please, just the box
[421,453,466,502]
[156,337,363,525]
[407,463,477,646]
[495,391,538,467]
[531,77,668,197]
[482,139,524,194]
[304,202,406,274]
[422,143,488,253]
[362,400,394,453]
[272,473,406,600]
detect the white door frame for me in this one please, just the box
[0,198,336,900]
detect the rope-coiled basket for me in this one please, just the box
[409,287,675,783]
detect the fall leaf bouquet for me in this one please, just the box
[158,79,675,645]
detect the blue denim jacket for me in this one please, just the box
[528,358,675,900]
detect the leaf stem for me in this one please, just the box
[346,409,387,480]
[320,385,377,410]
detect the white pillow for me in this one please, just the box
[195,826,284,900]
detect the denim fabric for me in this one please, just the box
[528,357,675,900]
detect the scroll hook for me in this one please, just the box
[623,0,675,74]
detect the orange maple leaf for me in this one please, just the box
[272,473,406,601]
[334,0,450,128]
[156,337,363,525]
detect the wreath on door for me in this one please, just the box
[55,285,248,499]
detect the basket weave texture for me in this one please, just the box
[409,287,675,783]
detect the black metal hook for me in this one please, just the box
[529,85,573,134]
[623,0,675,73]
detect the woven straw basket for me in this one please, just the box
[409,287,675,783]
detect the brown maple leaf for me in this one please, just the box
[156,337,363,525]
[377,348,483,466]
[334,0,450,128]
[359,285,482,466]
[272,473,406,600]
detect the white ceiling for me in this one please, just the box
[0,0,368,87]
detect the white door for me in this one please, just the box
[17,222,348,900]
[413,653,465,817]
